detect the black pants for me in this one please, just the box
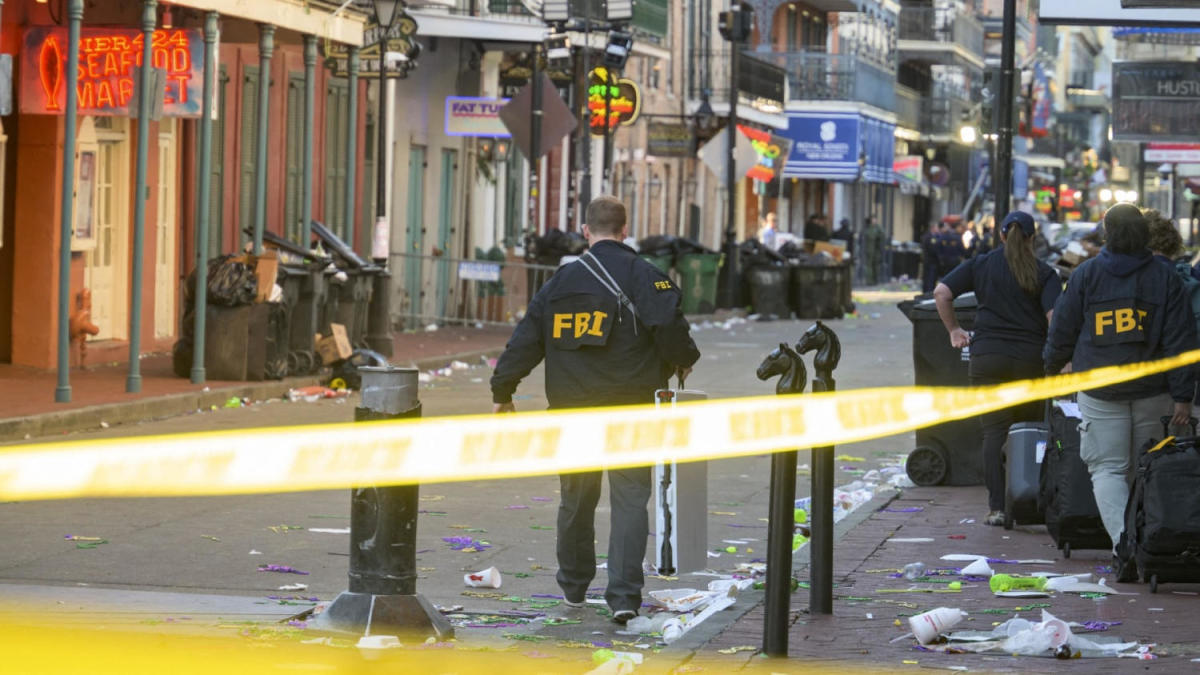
[969,352,1045,511]
[556,467,651,612]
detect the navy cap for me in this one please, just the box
[1000,211,1036,238]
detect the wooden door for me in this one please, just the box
[84,118,130,341]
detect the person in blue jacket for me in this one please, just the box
[934,211,1062,525]
[491,196,701,624]
[1044,203,1196,569]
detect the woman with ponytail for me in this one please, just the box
[933,211,1063,525]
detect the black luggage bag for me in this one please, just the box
[1002,422,1048,529]
[1038,402,1109,558]
[1117,416,1200,593]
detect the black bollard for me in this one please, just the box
[365,270,394,357]
[756,343,807,656]
[797,322,841,616]
[315,365,452,639]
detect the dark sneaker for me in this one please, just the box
[985,510,1005,526]
[612,609,637,625]
[563,598,585,608]
[1114,555,1138,583]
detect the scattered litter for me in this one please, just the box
[258,565,310,575]
[881,507,924,513]
[442,536,492,552]
[909,607,967,645]
[717,645,757,654]
[531,497,553,502]
[278,583,308,591]
[940,610,1141,658]
[902,562,926,580]
[464,566,502,589]
[961,559,994,577]
[201,535,221,542]
[357,635,402,649]
[506,505,530,510]
[286,386,349,403]
[890,538,935,543]
[249,550,263,555]
[267,525,305,534]
[450,360,470,370]
[65,535,108,550]
[835,455,866,462]
[308,528,350,534]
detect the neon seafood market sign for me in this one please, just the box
[20,26,203,117]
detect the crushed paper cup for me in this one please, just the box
[961,558,994,577]
[648,588,712,612]
[464,566,502,589]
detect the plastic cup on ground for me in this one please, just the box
[908,607,967,645]
[463,566,502,588]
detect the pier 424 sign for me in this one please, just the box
[20,27,203,117]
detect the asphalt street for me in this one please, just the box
[0,294,920,661]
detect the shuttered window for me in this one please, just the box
[633,0,669,41]
[237,65,259,249]
[284,73,305,244]
[324,77,350,240]
[361,105,376,254]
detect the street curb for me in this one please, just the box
[654,487,902,671]
[0,375,322,444]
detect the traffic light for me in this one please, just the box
[718,6,753,42]
[603,30,633,70]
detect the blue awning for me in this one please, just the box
[781,111,895,183]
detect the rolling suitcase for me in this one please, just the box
[1002,421,1048,529]
[1117,416,1200,593]
[653,388,708,575]
[1038,401,1109,558]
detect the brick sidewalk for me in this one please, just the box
[700,484,1200,672]
[0,324,513,440]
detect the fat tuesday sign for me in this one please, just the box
[444,96,510,138]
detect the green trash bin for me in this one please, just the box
[676,253,722,315]
[639,254,673,276]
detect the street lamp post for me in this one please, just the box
[993,0,1017,222]
[373,0,400,262]
[716,4,751,310]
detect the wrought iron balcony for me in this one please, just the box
[919,95,971,136]
[689,49,896,113]
[898,5,984,61]
[895,83,920,129]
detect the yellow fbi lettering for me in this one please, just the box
[1095,308,1147,335]
[605,418,690,453]
[461,428,562,465]
[552,312,608,339]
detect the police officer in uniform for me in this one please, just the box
[1045,203,1196,571]
[934,211,1062,525]
[491,196,701,624]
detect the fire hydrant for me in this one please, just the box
[69,288,100,367]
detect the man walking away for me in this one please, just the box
[490,195,701,624]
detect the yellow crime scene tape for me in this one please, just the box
[2,348,1199,502]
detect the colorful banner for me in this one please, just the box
[20,26,203,117]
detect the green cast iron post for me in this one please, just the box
[191,11,220,384]
[344,47,359,250]
[253,23,275,254]
[126,0,158,394]
[301,35,316,249]
[55,0,85,403]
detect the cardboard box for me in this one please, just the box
[813,241,845,262]
[315,323,352,364]
[252,250,279,303]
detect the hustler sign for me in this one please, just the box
[20,26,203,117]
